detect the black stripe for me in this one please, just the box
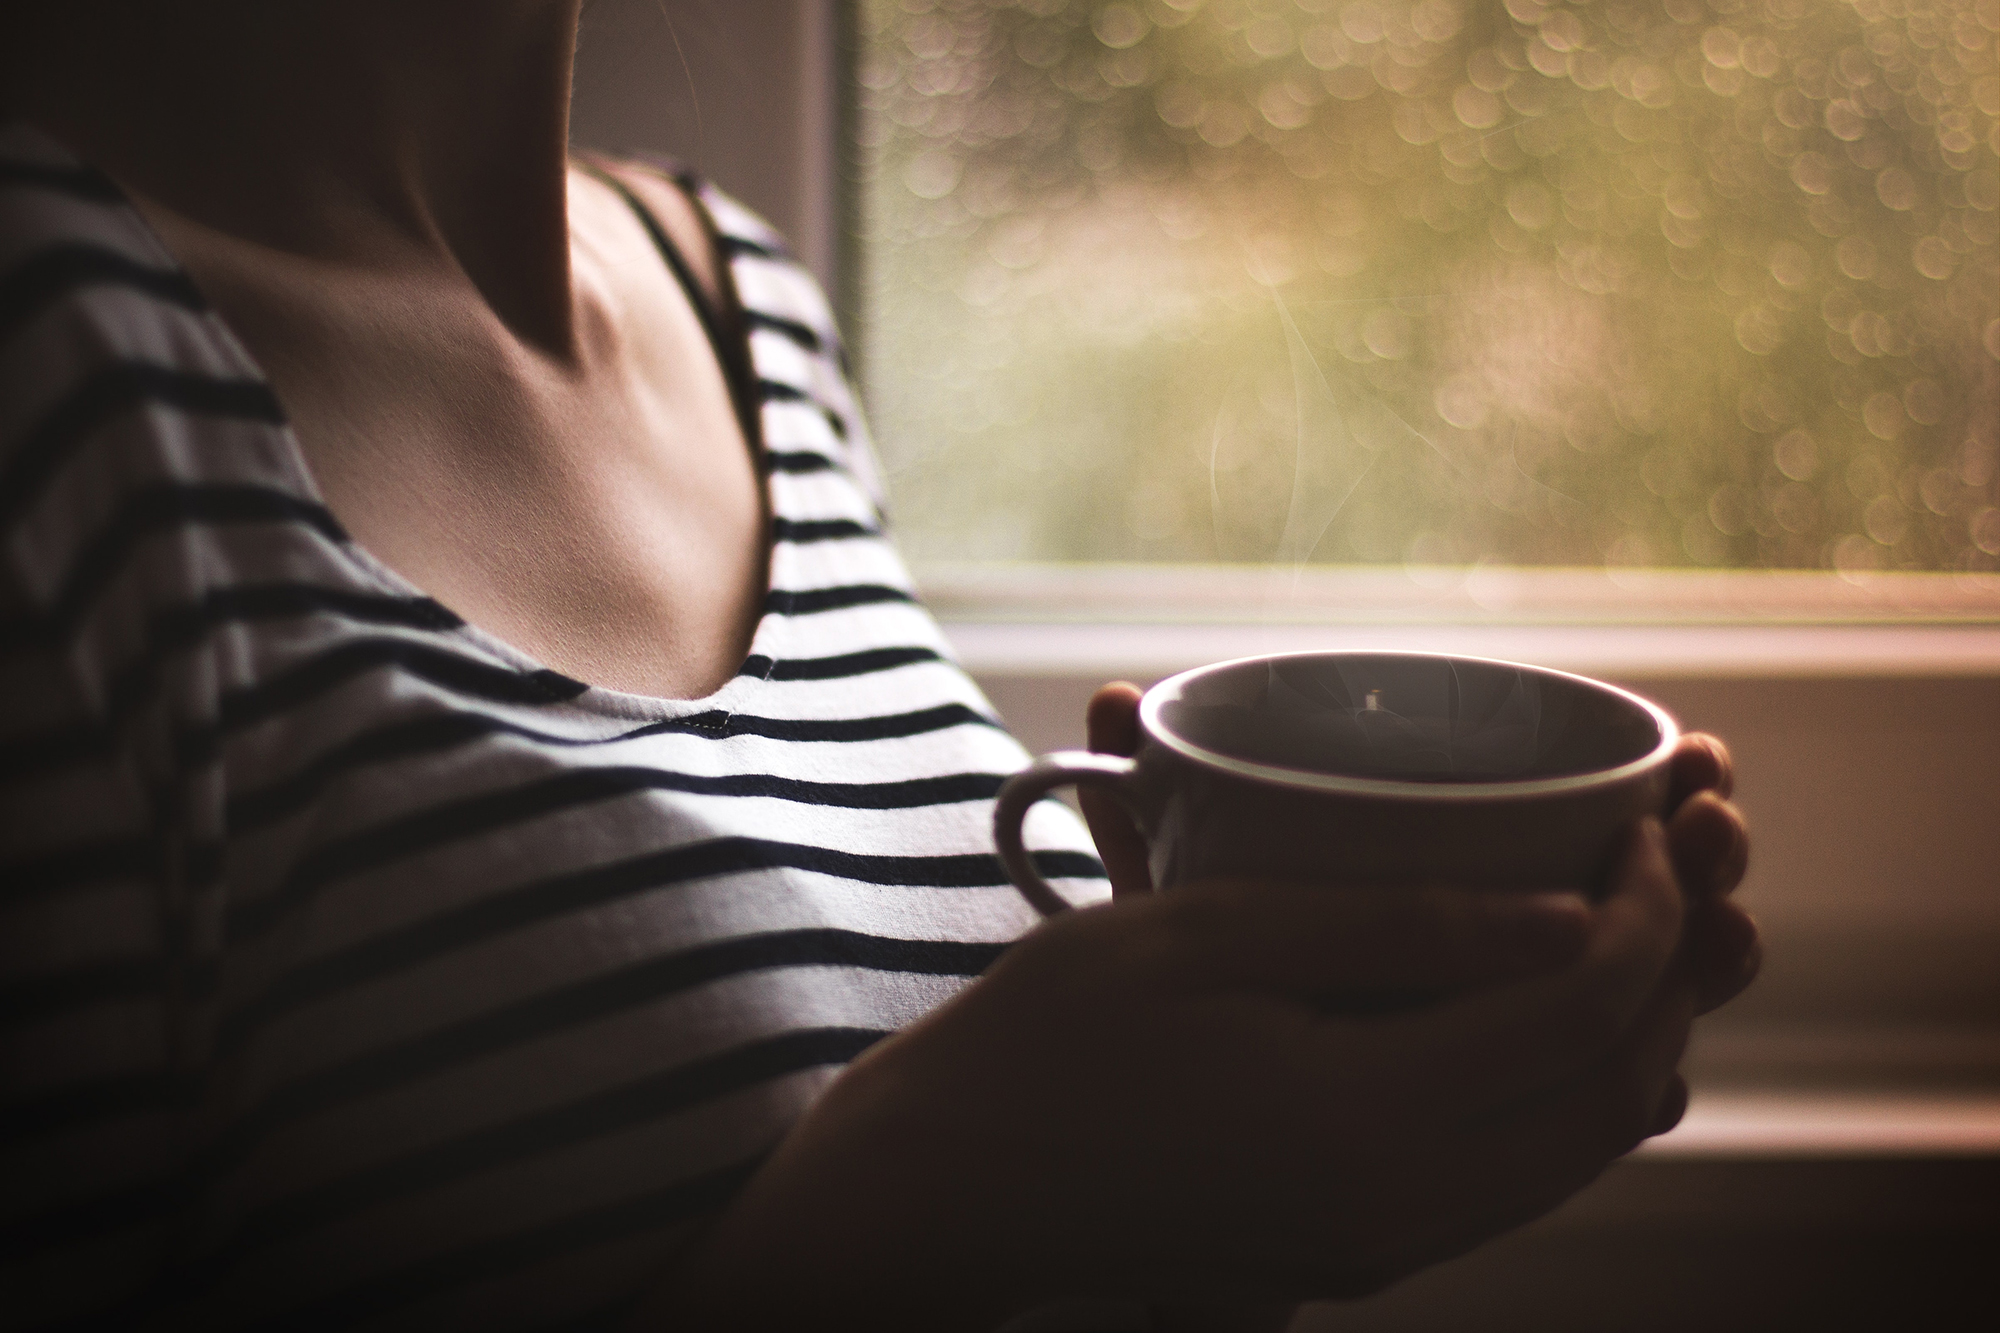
[0,157,124,202]
[21,748,1039,1019]
[227,712,514,832]
[231,1036,856,1333]
[738,645,943,681]
[628,700,988,742]
[0,244,205,350]
[763,583,913,616]
[194,937,989,1244]
[214,838,1100,1068]
[718,233,786,261]
[0,585,457,786]
[744,309,822,353]
[225,761,1010,938]
[7,933,981,1266]
[226,659,962,834]
[104,581,457,697]
[215,1027,885,1307]
[0,493,360,653]
[0,1069,186,1141]
[0,956,167,1022]
[0,834,151,902]
[0,841,1097,1221]
[247,935,982,1153]
[105,583,454,708]
[173,638,587,769]
[756,377,848,438]
[769,516,876,544]
[0,362,286,527]
[755,379,813,406]
[762,448,837,474]
[0,718,115,783]
[212,650,963,774]
[221,706,1001,943]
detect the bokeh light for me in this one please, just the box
[855,0,1999,571]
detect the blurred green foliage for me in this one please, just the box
[854,0,1999,570]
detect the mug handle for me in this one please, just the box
[994,751,1142,917]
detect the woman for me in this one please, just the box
[0,4,1757,1329]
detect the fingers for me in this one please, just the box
[1665,786,1758,1012]
[1483,968,1697,1164]
[1667,789,1750,901]
[1686,898,1762,1014]
[1431,968,1694,1226]
[1082,681,1153,896]
[1086,681,1145,756]
[1667,732,1734,810]
[1326,973,1695,1296]
[1136,879,1592,998]
[1353,819,1684,1115]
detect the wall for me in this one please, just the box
[570,0,839,293]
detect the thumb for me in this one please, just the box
[1083,681,1154,897]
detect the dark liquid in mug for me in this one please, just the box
[1157,655,1660,783]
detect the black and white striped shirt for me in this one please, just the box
[0,122,1106,1331]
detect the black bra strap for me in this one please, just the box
[581,162,762,452]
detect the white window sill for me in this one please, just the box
[921,562,2000,680]
[1640,1090,2000,1159]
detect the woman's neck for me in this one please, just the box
[6,0,586,354]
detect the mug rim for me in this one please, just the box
[1139,649,1681,802]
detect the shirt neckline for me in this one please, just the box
[11,122,792,722]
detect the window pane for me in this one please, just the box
[853,0,1999,572]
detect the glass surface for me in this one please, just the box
[854,0,1999,572]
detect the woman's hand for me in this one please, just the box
[1660,730,1759,1015]
[1081,682,1759,1016]
[648,822,1706,1326]
[645,683,1759,1327]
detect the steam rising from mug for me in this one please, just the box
[1166,657,1547,783]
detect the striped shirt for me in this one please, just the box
[0,122,1107,1330]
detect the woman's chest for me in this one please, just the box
[145,197,769,701]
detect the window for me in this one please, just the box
[852,0,1998,573]
[562,1,2000,1287]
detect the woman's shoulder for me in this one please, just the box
[1,121,228,369]
[0,123,285,487]
[0,121,316,677]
